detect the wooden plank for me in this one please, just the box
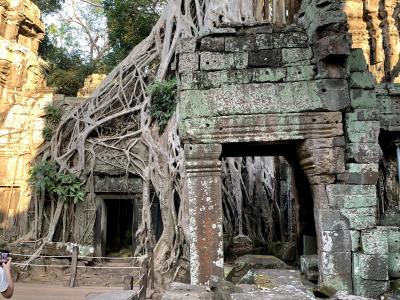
[69,246,79,288]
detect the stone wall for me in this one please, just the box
[175,1,400,295]
[77,73,106,97]
[0,0,53,239]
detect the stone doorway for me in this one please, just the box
[95,195,139,257]
[221,144,317,266]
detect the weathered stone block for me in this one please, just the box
[350,230,361,251]
[340,163,379,185]
[315,79,350,111]
[320,251,352,275]
[200,52,248,71]
[176,37,197,53]
[387,83,400,96]
[282,48,313,64]
[346,143,382,163]
[251,68,286,83]
[361,229,388,255]
[200,36,225,52]
[320,273,353,292]
[316,34,351,62]
[346,121,380,143]
[225,35,256,52]
[353,276,389,298]
[255,32,308,50]
[179,81,347,119]
[388,253,400,277]
[298,146,345,176]
[179,53,199,73]
[314,208,350,231]
[345,110,379,122]
[300,255,319,282]
[161,282,214,300]
[308,175,336,185]
[386,229,400,253]
[326,185,377,209]
[340,207,376,230]
[286,65,316,81]
[346,49,369,73]
[320,230,352,252]
[248,49,281,67]
[350,72,376,90]
[356,253,388,280]
[350,89,377,108]
[311,185,329,209]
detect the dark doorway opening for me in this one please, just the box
[221,142,316,266]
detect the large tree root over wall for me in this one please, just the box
[27,0,302,290]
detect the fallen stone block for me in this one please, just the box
[300,255,319,282]
[161,282,214,300]
[233,255,287,279]
[268,241,296,262]
[238,269,303,290]
[231,285,316,300]
[86,291,138,300]
[209,276,243,300]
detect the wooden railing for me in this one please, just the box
[11,246,153,299]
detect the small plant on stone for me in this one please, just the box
[29,160,84,204]
[42,103,63,141]
[149,79,177,133]
[44,103,62,124]
[42,125,54,141]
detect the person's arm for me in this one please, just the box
[1,258,13,298]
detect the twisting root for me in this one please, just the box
[42,0,274,288]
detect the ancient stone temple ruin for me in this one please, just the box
[0,0,52,239]
[175,0,400,297]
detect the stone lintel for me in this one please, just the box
[180,112,343,144]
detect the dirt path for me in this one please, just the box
[12,283,125,300]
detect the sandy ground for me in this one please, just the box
[12,283,127,300]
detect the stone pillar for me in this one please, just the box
[185,143,223,285]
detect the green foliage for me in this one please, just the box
[42,125,54,141]
[39,35,96,96]
[42,103,62,141]
[44,103,62,124]
[29,161,85,204]
[149,79,177,132]
[102,0,163,70]
[32,0,64,14]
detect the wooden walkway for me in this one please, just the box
[12,283,124,300]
